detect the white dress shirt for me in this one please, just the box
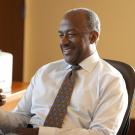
[0,50,128,135]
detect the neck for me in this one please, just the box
[88,43,97,56]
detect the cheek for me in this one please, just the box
[81,38,90,50]
[82,34,90,44]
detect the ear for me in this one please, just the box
[89,31,99,44]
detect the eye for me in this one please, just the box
[67,33,78,38]
[58,31,79,39]
[58,33,64,38]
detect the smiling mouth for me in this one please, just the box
[63,48,72,55]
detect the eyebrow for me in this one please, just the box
[58,28,77,33]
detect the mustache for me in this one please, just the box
[60,43,73,48]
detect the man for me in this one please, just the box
[0,8,128,135]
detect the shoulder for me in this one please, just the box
[29,59,68,84]
[34,59,68,76]
[95,59,126,89]
[41,59,67,71]
[97,59,123,78]
[96,59,126,93]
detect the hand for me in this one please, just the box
[0,89,6,106]
[15,128,39,135]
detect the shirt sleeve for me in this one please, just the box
[13,77,34,115]
[0,73,38,133]
[0,109,30,133]
[38,74,128,135]
[13,66,43,115]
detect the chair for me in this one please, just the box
[104,59,135,135]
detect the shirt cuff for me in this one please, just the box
[38,126,56,135]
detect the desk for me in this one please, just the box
[1,81,28,111]
[12,81,28,93]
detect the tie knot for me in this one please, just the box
[71,65,81,70]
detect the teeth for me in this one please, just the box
[63,48,71,51]
[63,48,72,54]
[64,48,71,51]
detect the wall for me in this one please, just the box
[23,0,135,81]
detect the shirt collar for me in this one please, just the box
[65,49,101,72]
[79,50,101,72]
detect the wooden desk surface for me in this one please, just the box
[12,81,28,93]
[1,81,28,111]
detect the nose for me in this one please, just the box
[60,35,70,45]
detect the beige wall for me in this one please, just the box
[23,0,135,81]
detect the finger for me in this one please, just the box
[0,92,6,106]
[0,100,6,106]
[0,94,6,99]
[0,94,6,106]
[0,89,2,93]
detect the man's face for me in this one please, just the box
[58,13,91,65]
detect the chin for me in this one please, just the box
[64,54,79,65]
[65,59,78,65]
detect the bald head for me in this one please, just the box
[59,8,100,65]
[63,8,101,33]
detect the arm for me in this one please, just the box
[0,78,35,133]
[0,109,30,133]
[0,85,33,133]
[0,89,6,106]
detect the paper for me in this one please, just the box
[0,51,13,93]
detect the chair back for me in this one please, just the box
[104,59,135,135]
